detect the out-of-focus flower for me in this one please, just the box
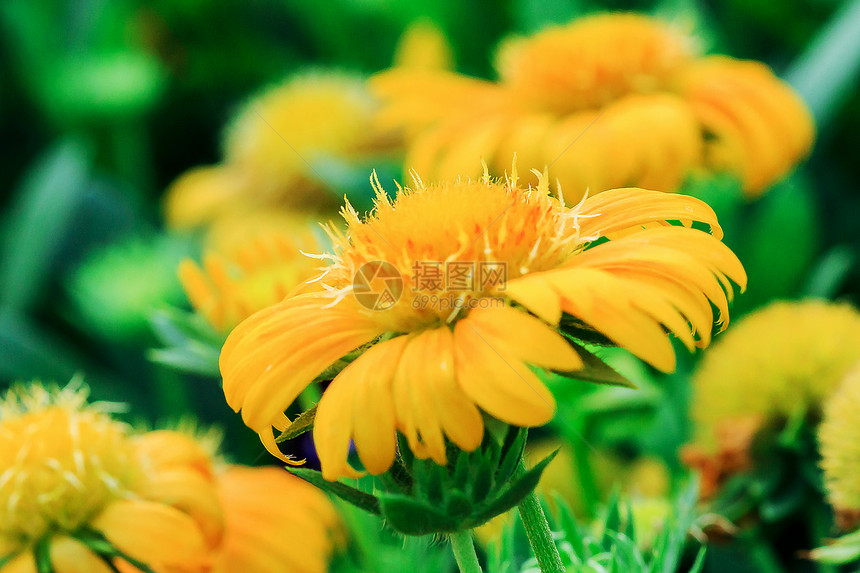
[212,466,343,573]
[0,382,343,573]
[164,72,395,229]
[684,300,860,494]
[373,13,813,201]
[0,383,220,573]
[819,365,860,530]
[393,20,454,71]
[68,234,192,341]
[219,162,745,481]
[178,211,324,332]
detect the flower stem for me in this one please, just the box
[450,530,483,573]
[516,459,566,573]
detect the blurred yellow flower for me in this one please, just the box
[819,365,860,529]
[213,466,343,573]
[179,211,324,332]
[164,71,394,229]
[685,300,860,495]
[0,383,220,573]
[373,13,813,200]
[219,164,745,481]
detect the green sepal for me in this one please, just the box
[472,449,558,526]
[377,494,461,535]
[286,467,381,515]
[275,404,317,443]
[74,528,157,573]
[557,338,638,389]
[0,551,19,569]
[496,426,528,485]
[558,316,614,346]
[33,537,54,573]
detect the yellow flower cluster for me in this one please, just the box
[0,383,340,573]
[819,365,860,527]
[373,13,813,201]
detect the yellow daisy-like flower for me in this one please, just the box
[212,466,343,573]
[179,210,324,332]
[818,365,860,527]
[690,300,860,449]
[372,13,813,200]
[164,71,393,229]
[220,164,746,481]
[0,383,220,573]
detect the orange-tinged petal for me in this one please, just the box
[504,275,563,324]
[213,466,340,573]
[94,500,210,572]
[454,317,556,426]
[314,336,407,480]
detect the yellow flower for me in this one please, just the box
[164,71,392,229]
[372,13,813,200]
[213,466,343,573]
[0,383,220,573]
[220,163,745,481]
[690,300,860,449]
[179,210,324,332]
[819,364,860,528]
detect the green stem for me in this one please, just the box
[450,530,482,573]
[516,459,566,573]
[568,424,600,518]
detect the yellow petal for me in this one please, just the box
[464,305,582,371]
[93,500,210,572]
[314,336,407,480]
[50,537,113,573]
[454,318,556,426]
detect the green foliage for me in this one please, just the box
[487,480,705,573]
[148,307,224,377]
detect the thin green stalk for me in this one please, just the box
[450,530,482,573]
[568,424,600,518]
[516,459,566,573]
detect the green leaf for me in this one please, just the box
[276,404,317,443]
[287,467,381,516]
[74,529,156,573]
[496,426,527,486]
[810,528,860,564]
[0,139,90,312]
[378,493,459,535]
[557,340,638,389]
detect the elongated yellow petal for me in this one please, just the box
[454,317,556,425]
[314,336,408,480]
[464,305,581,371]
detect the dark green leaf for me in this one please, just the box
[378,493,459,535]
[496,426,527,486]
[34,538,53,573]
[557,340,638,389]
[473,449,558,525]
[287,468,381,515]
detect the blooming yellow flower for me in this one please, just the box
[372,13,813,200]
[220,163,745,481]
[213,466,343,573]
[0,383,220,573]
[689,300,860,449]
[818,365,860,528]
[179,211,324,332]
[164,71,393,229]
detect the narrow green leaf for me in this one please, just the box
[287,467,381,515]
[75,529,156,573]
[496,426,527,486]
[34,538,53,573]
[558,339,638,389]
[276,404,317,443]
